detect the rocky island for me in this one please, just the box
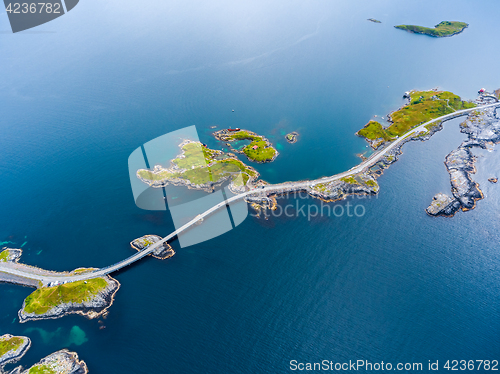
[213,129,278,163]
[395,21,468,37]
[285,132,299,144]
[0,335,31,369]
[137,139,259,194]
[12,350,88,374]
[131,235,175,260]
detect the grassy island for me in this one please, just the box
[137,140,258,189]
[395,21,468,37]
[23,278,108,315]
[0,336,24,358]
[285,132,299,144]
[357,90,476,148]
[213,129,278,163]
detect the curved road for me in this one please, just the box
[2,101,499,286]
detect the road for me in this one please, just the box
[2,101,499,286]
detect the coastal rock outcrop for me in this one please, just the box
[131,235,175,260]
[426,104,500,216]
[426,193,461,216]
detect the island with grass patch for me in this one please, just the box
[285,132,299,144]
[137,139,259,193]
[213,129,278,163]
[131,235,175,260]
[395,21,468,37]
[0,334,31,369]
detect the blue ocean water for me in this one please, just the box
[1,0,500,372]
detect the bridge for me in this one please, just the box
[1,101,499,286]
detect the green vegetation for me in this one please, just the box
[312,183,328,192]
[137,141,257,188]
[23,278,108,315]
[357,90,476,143]
[395,21,468,37]
[367,18,381,23]
[341,176,358,184]
[0,336,24,357]
[71,268,94,275]
[218,130,277,162]
[357,121,395,141]
[0,249,9,262]
[27,365,56,374]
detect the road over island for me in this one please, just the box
[2,101,500,286]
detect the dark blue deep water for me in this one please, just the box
[1,0,500,372]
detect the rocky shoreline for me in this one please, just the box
[426,101,500,216]
[0,335,31,369]
[18,276,120,323]
[131,235,175,260]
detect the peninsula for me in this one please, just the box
[356,90,476,149]
[213,129,278,163]
[395,21,468,37]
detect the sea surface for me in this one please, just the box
[1,0,500,372]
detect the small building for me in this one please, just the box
[252,145,258,150]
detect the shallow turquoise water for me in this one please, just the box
[1,0,500,372]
